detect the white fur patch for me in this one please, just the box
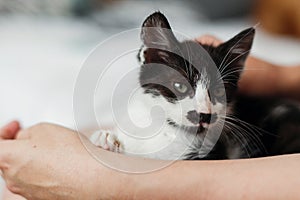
[195,83,211,113]
[91,76,226,160]
[138,46,147,65]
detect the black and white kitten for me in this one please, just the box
[90,12,300,160]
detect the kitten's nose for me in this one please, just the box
[186,110,217,125]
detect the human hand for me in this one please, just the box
[0,122,127,200]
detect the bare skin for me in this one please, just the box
[2,35,300,199]
[1,122,300,200]
[0,123,132,200]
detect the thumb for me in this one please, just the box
[0,121,21,140]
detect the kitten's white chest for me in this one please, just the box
[90,89,195,160]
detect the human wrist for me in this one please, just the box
[83,147,134,200]
[130,161,211,200]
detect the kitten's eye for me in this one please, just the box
[213,87,225,97]
[173,82,188,94]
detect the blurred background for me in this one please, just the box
[0,0,300,198]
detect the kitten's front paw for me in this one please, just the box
[90,130,122,153]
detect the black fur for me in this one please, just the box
[139,12,300,159]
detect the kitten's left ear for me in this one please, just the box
[217,28,255,69]
[141,12,178,48]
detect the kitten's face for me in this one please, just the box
[139,12,254,132]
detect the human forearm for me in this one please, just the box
[88,144,300,200]
[129,161,211,200]
[211,154,300,199]
[1,123,300,200]
[240,56,300,100]
[128,154,300,200]
[278,66,300,100]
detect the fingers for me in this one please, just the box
[196,35,223,47]
[0,121,24,172]
[0,121,21,140]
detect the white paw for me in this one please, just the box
[90,130,123,153]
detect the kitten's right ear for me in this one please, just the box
[217,28,255,68]
[141,12,178,48]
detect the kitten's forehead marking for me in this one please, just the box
[138,45,147,65]
[199,68,210,88]
[194,83,211,113]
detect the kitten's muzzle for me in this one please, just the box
[186,110,217,125]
